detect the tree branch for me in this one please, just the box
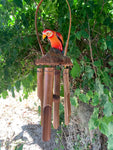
[88,21,97,78]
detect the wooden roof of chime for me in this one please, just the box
[35,0,73,141]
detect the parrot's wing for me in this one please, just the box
[56,33,63,50]
[56,32,64,51]
[56,32,64,44]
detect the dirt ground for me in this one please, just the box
[0,90,61,150]
[0,90,103,150]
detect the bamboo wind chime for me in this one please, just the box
[35,0,73,142]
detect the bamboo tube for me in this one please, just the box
[37,68,44,126]
[63,68,71,125]
[53,69,60,129]
[43,106,51,141]
[42,67,54,141]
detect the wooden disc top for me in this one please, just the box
[35,48,73,67]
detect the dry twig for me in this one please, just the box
[88,21,97,78]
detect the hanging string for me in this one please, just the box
[35,0,71,56]
[64,0,71,56]
[35,0,45,56]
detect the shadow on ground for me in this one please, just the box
[12,124,64,150]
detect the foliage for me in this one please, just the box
[0,0,113,149]
[15,144,23,150]
[69,0,113,149]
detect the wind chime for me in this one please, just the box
[35,0,73,141]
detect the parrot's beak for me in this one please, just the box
[42,34,47,40]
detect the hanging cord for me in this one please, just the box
[35,0,71,56]
[35,0,45,56]
[64,0,71,56]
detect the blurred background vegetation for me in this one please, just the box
[0,0,113,149]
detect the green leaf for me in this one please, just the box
[108,61,113,66]
[71,60,81,78]
[15,81,21,92]
[99,38,107,50]
[21,13,29,28]
[106,36,113,51]
[15,144,23,150]
[70,96,78,107]
[22,78,29,89]
[19,97,22,102]
[79,93,89,103]
[87,90,93,97]
[13,0,23,8]
[38,106,41,115]
[108,135,113,150]
[107,122,113,137]
[100,94,108,106]
[59,103,64,123]
[74,88,80,96]
[95,78,104,97]
[60,145,64,149]
[75,31,82,40]
[23,92,28,99]
[60,103,64,111]
[2,90,8,99]
[99,121,108,135]
[11,87,15,97]
[24,0,31,5]
[75,30,88,40]
[102,71,111,86]
[89,108,99,130]
[94,60,102,67]
[102,116,113,124]
[81,30,89,39]
[85,66,94,79]
[103,101,113,117]
[91,93,99,106]
[60,85,64,97]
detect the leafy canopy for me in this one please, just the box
[0,0,113,149]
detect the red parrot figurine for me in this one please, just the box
[42,29,64,53]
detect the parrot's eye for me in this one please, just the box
[46,31,53,37]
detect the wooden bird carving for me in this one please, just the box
[42,29,64,53]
